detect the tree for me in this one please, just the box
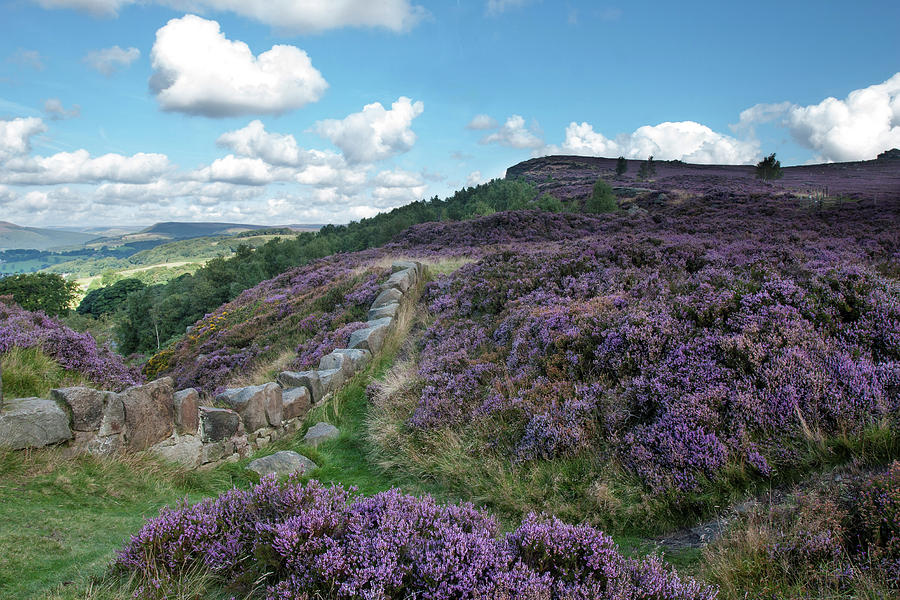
[0,273,79,316]
[755,153,784,181]
[638,155,656,180]
[77,278,145,318]
[585,178,618,213]
[616,156,628,176]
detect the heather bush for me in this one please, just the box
[117,477,716,600]
[382,192,900,508]
[0,297,141,392]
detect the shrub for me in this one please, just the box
[637,155,656,180]
[755,153,783,181]
[616,156,628,175]
[0,273,79,316]
[585,178,617,213]
[117,477,717,600]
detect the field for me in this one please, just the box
[1,155,898,599]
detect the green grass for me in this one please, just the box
[1,346,90,399]
[0,448,254,599]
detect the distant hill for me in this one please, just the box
[139,222,269,239]
[0,221,99,251]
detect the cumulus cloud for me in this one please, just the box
[739,72,900,162]
[149,15,328,117]
[0,117,46,161]
[481,115,544,149]
[545,120,760,164]
[83,45,140,75]
[217,120,303,166]
[371,168,426,207]
[1,150,172,184]
[32,0,426,32]
[466,114,498,130]
[43,98,81,120]
[315,97,424,164]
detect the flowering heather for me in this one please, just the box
[151,255,388,397]
[0,297,142,390]
[117,477,716,600]
[400,190,899,495]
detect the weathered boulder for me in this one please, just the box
[282,387,311,420]
[380,268,415,293]
[152,435,202,468]
[348,317,392,353]
[319,348,371,377]
[173,388,200,434]
[371,287,403,310]
[199,406,242,442]
[0,397,72,449]
[368,302,399,321]
[317,368,345,394]
[120,378,175,452]
[277,370,324,404]
[50,387,115,432]
[216,383,281,432]
[248,451,317,478]
[304,422,340,447]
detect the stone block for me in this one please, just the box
[371,287,403,310]
[151,435,202,468]
[368,302,400,321]
[0,397,72,449]
[119,378,175,452]
[50,387,119,432]
[317,368,345,394]
[173,388,200,434]
[199,406,242,442]
[282,387,311,420]
[215,384,280,433]
[303,422,339,447]
[348,318,392,354]
[248,450,317,478]
[277,370,324,404]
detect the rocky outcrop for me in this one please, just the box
[0,397,72,449]
[173,388,199,435]
[121,378,175,452]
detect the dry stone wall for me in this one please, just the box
[0,260,423,470]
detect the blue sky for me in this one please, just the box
[0,0,898,227]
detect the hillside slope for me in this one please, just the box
[0,221,98,250]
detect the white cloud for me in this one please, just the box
[737,73,900,162]
[33,0,426,32]
[545,120,760,164]
[481,115,544,149]
[371,168,426,207]
[2,150,172,184]
[217,120,303,166]
[315,97,424,164]
[83,45,140,75]
[466,114,498,130]
[43,98,81,120]
[149,15,328,117]
[194,155,282,186]
[0,117,46,161]
[466,170,484,186]
[486,0,534,16]
[0,184,14,206]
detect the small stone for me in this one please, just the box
[248,450,318,478]
[0,397,72,449]
[304,422,339,447]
